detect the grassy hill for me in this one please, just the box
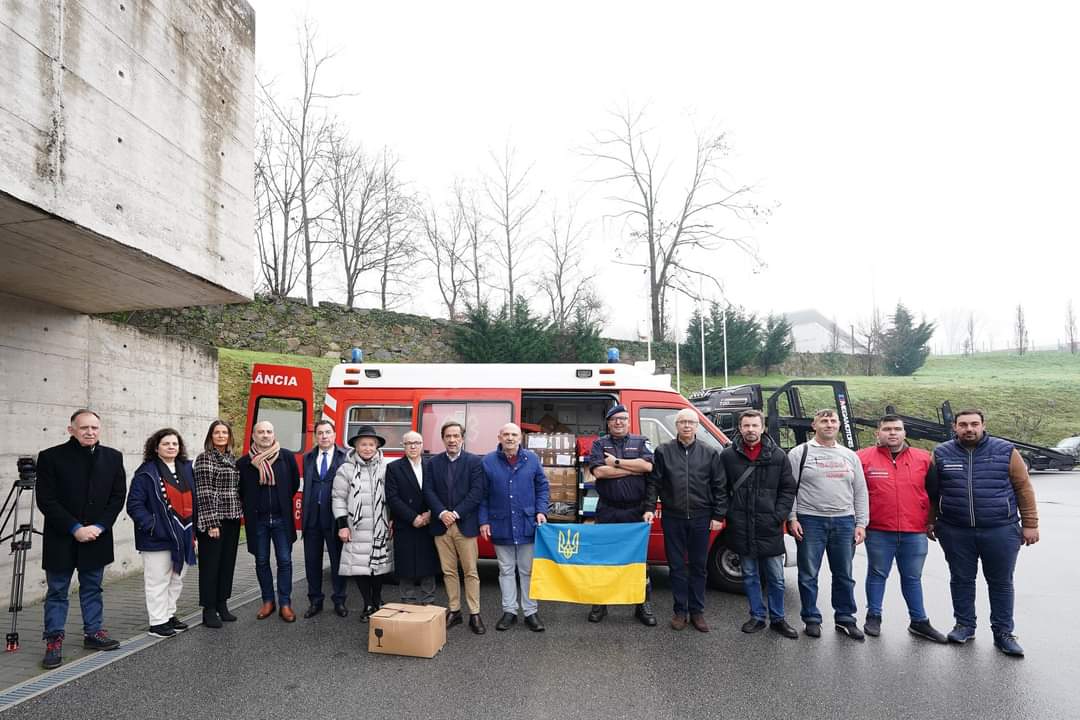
[218,348,1079,449]
[677,351,1080,447]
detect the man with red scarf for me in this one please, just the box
[237,421,301,622]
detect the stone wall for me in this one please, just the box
[109,297,881,379]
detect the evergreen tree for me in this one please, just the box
[555,306,605,363]
[710,303,762,373]
[505,295,554,362]
[880,302,935,375]
[682,308,707,373]
[757,314,794,375]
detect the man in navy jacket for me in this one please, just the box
[424,419,486,634]
[300,419,348,618]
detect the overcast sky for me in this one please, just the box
[248,0,1080,353]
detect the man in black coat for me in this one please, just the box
[237,420,301,622]
[35,409,126,669]
[300,419,348,618]
[719,410,798,638]
[385,431,440,604]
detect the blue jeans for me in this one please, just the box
[661,515,711,616]
[796,514,857,624]
[43,567,104,639]
[252,516,293,606]
[865,529,928,621]
[936,520,1021,634]
[741,554,786,621]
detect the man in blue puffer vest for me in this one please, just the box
[931,409,1039,656]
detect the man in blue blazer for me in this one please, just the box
[424,419,487,634]
[300,419,348,618]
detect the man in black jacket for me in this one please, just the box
[300,419,348,618]
[644,408,726,632]
[35,409,126,669]
[720,410,798,638]
[237,421,302,623]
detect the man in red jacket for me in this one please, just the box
[856,415,947,643]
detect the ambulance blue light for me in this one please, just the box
[606,347,620,363]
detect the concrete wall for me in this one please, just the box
[0,0,255,311]
[0,292,219,603]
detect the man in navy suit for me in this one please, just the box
[300,419,348,618]
[385,431,441,604]
[424,420,487,634]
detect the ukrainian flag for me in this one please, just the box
[530,523,648,605]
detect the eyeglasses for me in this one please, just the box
[609,416,630,423]
[676,421,699,426]
[403,441,423,447]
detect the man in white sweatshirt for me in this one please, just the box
[788,409,869,641]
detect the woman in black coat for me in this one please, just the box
[719,411,798,636]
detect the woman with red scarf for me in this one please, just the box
[126,428,198,638]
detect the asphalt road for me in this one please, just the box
[7,471,1079,720]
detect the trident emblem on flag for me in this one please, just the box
[557,529,580,560]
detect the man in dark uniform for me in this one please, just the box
[587,404,657,626]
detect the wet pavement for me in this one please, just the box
[2,471,1077,719]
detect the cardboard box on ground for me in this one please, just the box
[368,603,447,658]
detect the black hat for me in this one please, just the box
[348,425,386,448]
[605,404,629,420]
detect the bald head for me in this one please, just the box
[253,420,276,449]
[499,423,522,457]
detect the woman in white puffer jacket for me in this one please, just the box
[333,425,394,620]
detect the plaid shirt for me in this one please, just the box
[193,449,243,531]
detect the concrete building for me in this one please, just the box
[0,0,256,601]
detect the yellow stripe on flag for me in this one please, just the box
[529,558,646,605]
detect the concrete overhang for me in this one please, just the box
[0,0,256,313]
[0,191,249,312]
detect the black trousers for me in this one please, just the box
[197,519,241,609]
[354,576,385,610]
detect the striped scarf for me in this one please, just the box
[250,441,281,486]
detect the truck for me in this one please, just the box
[690,379,1077,471]
[245,359,759,593]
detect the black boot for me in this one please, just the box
[203,608,223,629]
[635,584,657,626]
[216,602,237,622]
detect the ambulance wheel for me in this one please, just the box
[707,539,745,594]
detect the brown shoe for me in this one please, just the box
[690,613,710,633]
[279,606,296,623]
[671,614,688,631]
[256,601,276,619]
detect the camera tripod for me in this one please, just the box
[1,458,41,652]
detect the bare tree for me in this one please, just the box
[1014,304,1029,356]
[376,149,415,310]
[856,307,885,375]
[963,312,978,357]
[538,200,603,331]
[258,19,350,305]
[254,112,304,297]
[455,181,490,309]
[322,126,383,309]
[418,198,468,319]
[587,105,765,341]
[827,316,842,355]
[485,143,541,305]
[1066,300,1078,354]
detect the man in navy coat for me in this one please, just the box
[424,419,487,634]
[300,419,348,618]
[385,431,440,604]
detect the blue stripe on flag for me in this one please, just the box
[534,522,649,566]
